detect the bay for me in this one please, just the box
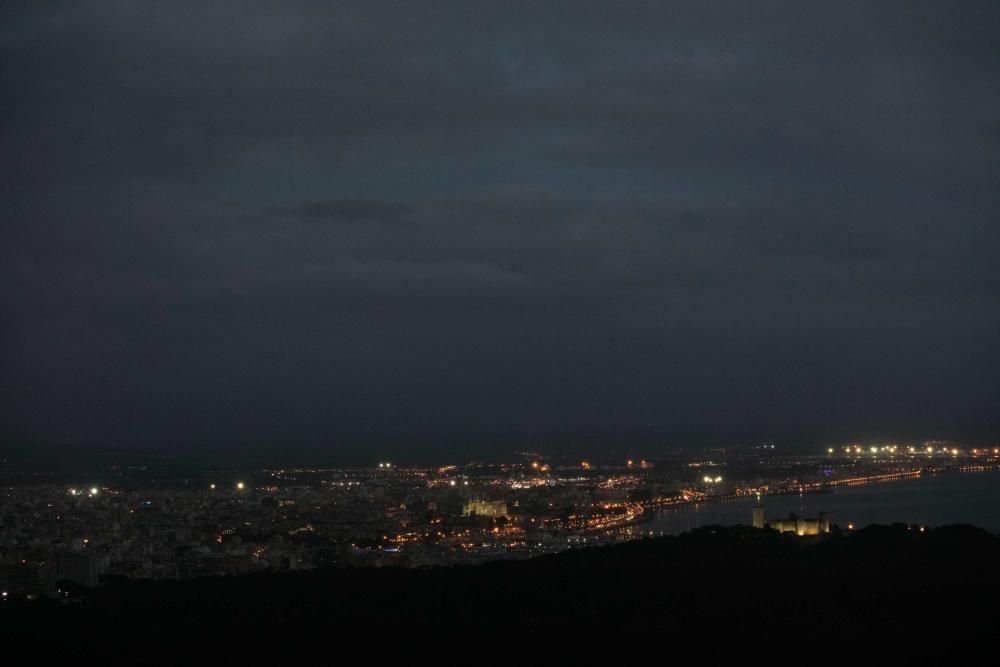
[646,470,1000,536]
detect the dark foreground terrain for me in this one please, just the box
[5,524,1000,664]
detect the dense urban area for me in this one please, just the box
[2,442,998,599]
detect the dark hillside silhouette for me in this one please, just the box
[4,524,998,663]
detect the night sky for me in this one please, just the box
[2,2,998,457]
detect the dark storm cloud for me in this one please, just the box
[266,200,414,222]
[2,1,998,454]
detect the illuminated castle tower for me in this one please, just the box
[752,496,765,529]
[749,495,829,535]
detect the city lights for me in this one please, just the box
[7,443,995,582]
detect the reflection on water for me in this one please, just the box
[647,470,1000,536]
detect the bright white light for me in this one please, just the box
[449,480,456,486]
[236,482,245,490]
[89,487,99,496]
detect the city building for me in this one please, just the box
[462,499,508,518]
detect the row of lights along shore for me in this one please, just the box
[827,446,999,456]
[71,483,251,495]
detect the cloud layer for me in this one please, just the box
[2,1,998,454]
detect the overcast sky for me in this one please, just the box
[2,1,998,457]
